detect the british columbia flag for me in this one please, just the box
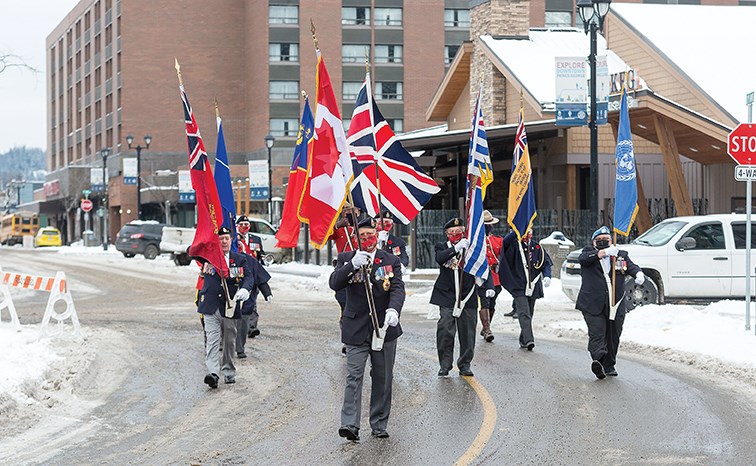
[346,73,440,224]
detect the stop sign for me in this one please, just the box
[81,198,93,212]
[727,123,756,165]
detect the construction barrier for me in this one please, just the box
[0,266,82,337]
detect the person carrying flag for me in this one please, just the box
[431,217,491,377]
[375,211,409,270]
[329,217,405,441]
[498,228,552,351]
[234,215,272,342]
[577,227,643,379]
[196,227,254,387]
[480,210,503,342]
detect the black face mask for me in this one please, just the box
[595,239,610,250]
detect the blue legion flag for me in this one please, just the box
[462,91,490,281]
[613,87,638,236]
[507,108,537,240]
[213,114,238,252]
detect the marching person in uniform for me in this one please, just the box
[480,210,503,342]
[329,217,405,441]
[576,226,644,379]
[235,255,272,359]
[329,203,362,355]
[375,211,409,270]
[196,227,254,388]
[498,228,552,351]
[236,215,267,339]
[431,217,491,377]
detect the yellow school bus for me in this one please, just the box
[0,211,40,245]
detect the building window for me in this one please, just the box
[545,11,572,27]
[385,119,403,133]
[342,7,370,25]
[269,81,299,100]
[445,45,460,64]
[444,9,470,28]
[270,118,299,137]
[343,44,369,63]
[342,82,363,101]
[269,5,298,24]
[374,8,402,26]
[375,45,402,64]
[375,82,402,100]
[269,43,299,62]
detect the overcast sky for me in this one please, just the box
[0,1,80,154]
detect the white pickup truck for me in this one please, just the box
[160,227,196,266]
[561,214,756,308]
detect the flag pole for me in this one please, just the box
[365,54,386,233]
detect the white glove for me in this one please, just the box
[265,295,273,302]
[384,308,399,327]
[454,238,469,253]
[351,250,371,268]
[485,289,495,298]
[234,288,250,302]
[543,277,551,288]
[378,230,389,244]
[635,271,645,285]
[605,245,619,257]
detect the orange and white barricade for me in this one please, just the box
[0,266,82,337]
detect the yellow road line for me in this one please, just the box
[405,347,498,465]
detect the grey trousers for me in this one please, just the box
[436,306,477,372]
[204,311,237,378]
[582,304,625,370]
[235,314,252,354]
[513,295,537,346]
[341,339,397,432]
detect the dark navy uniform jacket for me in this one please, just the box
[197,251,254,319]
[381,234,409,267]
[329,249,405,346]
[576,246,641,317]
[240,254,272,316]
[498,232,553,299]
[430,241,491,310]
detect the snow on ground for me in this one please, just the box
[3,245,756,415]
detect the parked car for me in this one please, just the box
[160,226,195,266]
[34,227,62,247]
[562,214,756,309]
[115,221,167,259]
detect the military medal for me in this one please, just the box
[380,265,393,291]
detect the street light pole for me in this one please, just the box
[126,134,152,220]
[264,133,276,224]
[101,148,111,250]
[578,0,612,227]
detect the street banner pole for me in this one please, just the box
[747,92,754,332]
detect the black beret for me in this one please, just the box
[375,210,394,220]
[218,226,233,236]
[236,215,250,224]
[443,217,464,230]
[357,217,377,229]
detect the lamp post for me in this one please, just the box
[100,148,111,250]
[577,0,611,226]
[126,133,152,220]
[264,133,276,224]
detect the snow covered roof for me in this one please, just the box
[611,3,756,124]
[480,29,635,111]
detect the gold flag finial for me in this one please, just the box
[520,87,524,110]
[214,98,220,119]
[175,58,183,86]
[310,19,319,51]
[365,48,370,74]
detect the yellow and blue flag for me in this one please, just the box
[613,86,638,236]
[213,112,238,252]
[507,108,537,240]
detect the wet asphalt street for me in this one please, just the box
[2,247,756,465]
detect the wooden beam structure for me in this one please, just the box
[653,114,694,216]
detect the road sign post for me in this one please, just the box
[729,119,756,332]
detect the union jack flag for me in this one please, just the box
[346,72,440,224]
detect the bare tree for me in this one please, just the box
[0,53,38,74]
